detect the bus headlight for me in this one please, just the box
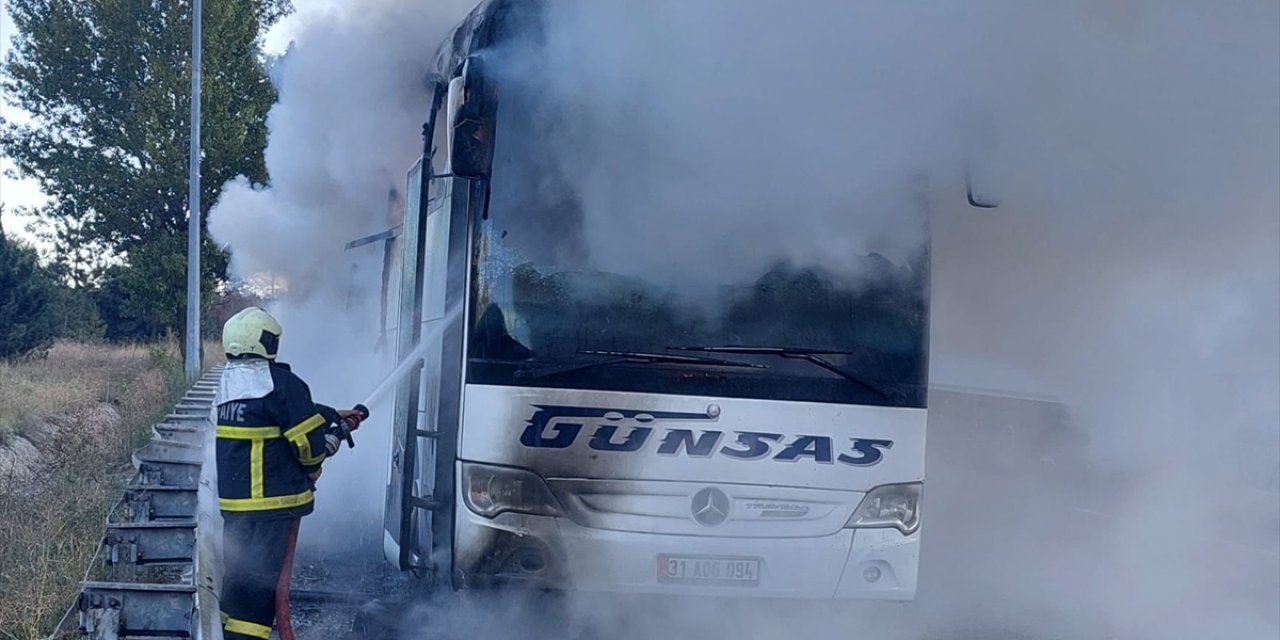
[845,482,922,535]
[462,462,564,519]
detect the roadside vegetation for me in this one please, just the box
[0,342,187,639]
[0,0,282,634]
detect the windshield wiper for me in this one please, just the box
[514,349,765,382]
[667,346,896,402]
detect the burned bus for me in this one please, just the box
[382,0,995,600]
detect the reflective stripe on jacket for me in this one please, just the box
[215,361,339,520]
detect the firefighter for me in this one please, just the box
[214,306,363,639]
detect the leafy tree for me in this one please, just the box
[95,234,227,341]
[0,214,56,357]
[0,0,291,349]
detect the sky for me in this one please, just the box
[0,0,334,242]
[0,7,45,239]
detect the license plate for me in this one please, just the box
[658,554,761,586]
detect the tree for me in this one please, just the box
[96,265,168,342]
[0,0,291,349]
[0,214,56,357]
[48,284,105,342]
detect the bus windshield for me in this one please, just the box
[464,72,928,408]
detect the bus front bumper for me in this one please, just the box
[453,508,919,600]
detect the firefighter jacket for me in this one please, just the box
[214,359,341,520]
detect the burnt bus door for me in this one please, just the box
[385,155,428,572]
[385,74,464,576]
[385,155,472,577]
[387,52,499,578]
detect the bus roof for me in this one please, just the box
[433,0,545,81]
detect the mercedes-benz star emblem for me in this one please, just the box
[691,487,730,527]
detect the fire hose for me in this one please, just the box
[273,404,369,640]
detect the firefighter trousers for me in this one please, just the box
[221,516,299,639]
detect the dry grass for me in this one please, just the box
[0,343,166,442]
[0,342,189,639]
[203,339,226,368]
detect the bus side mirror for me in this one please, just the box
[449,56,498,179]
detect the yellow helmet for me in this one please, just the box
[222,307,282,360]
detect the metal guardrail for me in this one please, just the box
[50,367,222,640]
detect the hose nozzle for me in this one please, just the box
[341,404,370,449]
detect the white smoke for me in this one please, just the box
[210,0,475,295]
[209,0,1279,637]
[207,0,476,551]
[548,2,1279,638]
[530,1,1279,638]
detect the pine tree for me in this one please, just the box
[0,215,55,358]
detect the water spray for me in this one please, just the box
[356,306,462,412]
[331,344,426,450]
[360,340,431,409]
